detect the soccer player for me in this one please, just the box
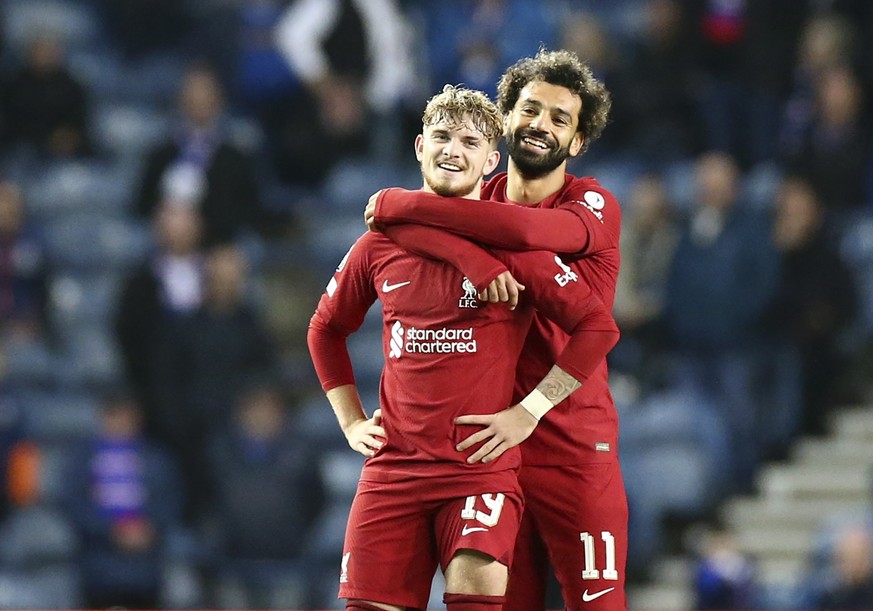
[365,49,627,611]
[308,85,619,611]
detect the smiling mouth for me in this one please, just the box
[522,135,551,151]
[437,162,462,172]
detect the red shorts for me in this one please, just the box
[506,461,628,611]
[338,471,524,610]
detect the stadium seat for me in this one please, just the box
[17,390,100,442]
[2,0,101,53]
[0,505,79,567]
[90,103,172,160]
[44,216,150,272]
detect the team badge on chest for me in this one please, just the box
[458,277,479,309]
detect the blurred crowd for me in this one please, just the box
[0,0,871,609]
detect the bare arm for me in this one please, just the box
[454,365,582,463]
[325,385,385,458]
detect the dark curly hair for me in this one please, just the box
[497,48,611,154]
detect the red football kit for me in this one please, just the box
[373,173,628,611]
[308,229,618,610]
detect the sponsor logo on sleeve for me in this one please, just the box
[553,256,579,287]
[574,190,606,223]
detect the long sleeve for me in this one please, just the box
[383,225,507,292]
[307,313,356,391]
[498,249,619,384]
[307,234,378,391]
[375,188,601,254]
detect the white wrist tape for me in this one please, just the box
[520,389,553,421]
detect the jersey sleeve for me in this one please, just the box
[498,249,620,383]
[307,235,378,392]
[382,224,508,292]
[374,186,619,255]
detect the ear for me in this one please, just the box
[414,134,424,162]
[483,149,501,176]
[569,133,584,157]
[503,114,511,136]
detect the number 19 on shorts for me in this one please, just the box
[580,531,618,580]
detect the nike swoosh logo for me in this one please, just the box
[461,525,488,536]
[582,588,615,602]
[382,280,411,293]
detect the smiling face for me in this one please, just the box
[505,81,584,179]
[416,118,500,198]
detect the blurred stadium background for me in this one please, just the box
[0,0,871,609]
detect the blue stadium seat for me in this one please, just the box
[17,390,100,442]
[2,337,56,387]
[44,215,150,271]
[90,103,172,160]
[25,160,142,220]
[318,450,364,502]
[840,210,873,337]
[48,273,121,334]
[0,565,83,609]
[2,0,101,53]
[0,505,79,567]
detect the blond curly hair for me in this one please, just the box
[422,84,503,145]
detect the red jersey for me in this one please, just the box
[374,174,621,464]
[308,231,618,482]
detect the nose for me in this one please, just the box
[442,136,462,158]
[530,111,549,132]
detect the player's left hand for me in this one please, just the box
[454,405,538,464]
[364,191,382,231]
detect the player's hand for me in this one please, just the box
[345,409,386,458]
[365,191,382,231]
[454,405,538,464]
[478,271,526,310]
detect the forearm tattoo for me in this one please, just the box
[536,365,582,404]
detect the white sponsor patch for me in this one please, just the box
[575,191,606,222]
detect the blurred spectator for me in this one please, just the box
[206,378,324,608]
[664,151,779,490]
[135,63,263,246]
[0,32,91,159]
[100,0,192,60]
[611,173,680,387]
[152,244,277,522]
[762,176,858,439]
[784,63,871,211]
[0,181,50,342]
[115,202,206,445]
[814,520,873,610]
[0,391,26,521]
[691,524,758,610]
[681,0,807,168]
[417,0,558,100]
[62,389,184,609]
[781,12,858,157]
[270,0,417,186]
[609,0,699,162]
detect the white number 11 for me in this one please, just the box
[580,531,618,580]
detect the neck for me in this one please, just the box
[506,159,567,205]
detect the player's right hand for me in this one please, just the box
[478,271,525,310]
[345,408,386,458]
[365,191,382,231]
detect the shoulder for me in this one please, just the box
[556,175,622,228]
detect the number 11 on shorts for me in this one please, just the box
[580,531,618,580]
